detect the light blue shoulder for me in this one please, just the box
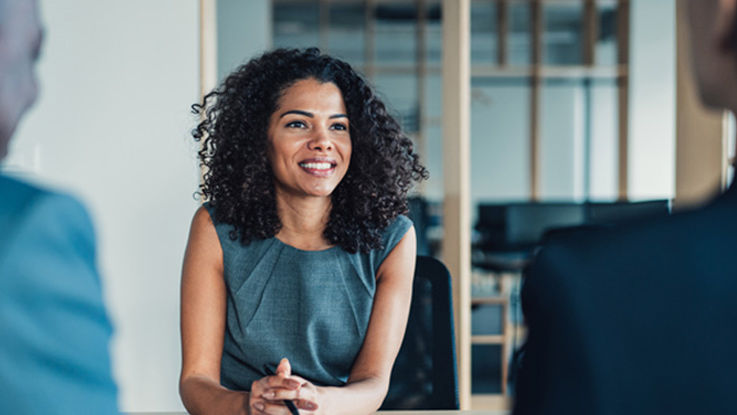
[0,181,97,273]
[0,176,94,261]
[0,175,93,230]
[28,190,96,250]
[0,175,44,218]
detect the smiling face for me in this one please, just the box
[266,78,352,199]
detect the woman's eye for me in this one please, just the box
[286,120,306,128]
[331,123,347,131]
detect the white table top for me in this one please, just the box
[127,411,505,415]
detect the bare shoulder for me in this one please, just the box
[189,206,218,242]
[184,205,222,271]
[191,205,214,228]
[392,224,416,256]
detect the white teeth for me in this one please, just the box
[300,162,333,170]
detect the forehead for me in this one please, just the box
[277,78,346,111]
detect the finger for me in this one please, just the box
[250,400,266,414]
[252,379,267,396]
[252,398,290,415]
[285,374,310,387]
[276,357,291,376]
[265,387,314,403]
[250,402,267,415]
[267,375,301,390]
[294,398,319,411]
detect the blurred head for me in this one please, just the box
[687,0,737,110]
[193,48,427,253]
[0,0,42,160]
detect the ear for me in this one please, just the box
[716,0,737,51]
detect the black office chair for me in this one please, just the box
[380,256,459,410]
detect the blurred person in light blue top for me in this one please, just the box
[0,0,119,413]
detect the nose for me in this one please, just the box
[307,127,333,152]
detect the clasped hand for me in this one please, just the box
[249,358,320,415]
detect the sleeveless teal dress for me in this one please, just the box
[204,204,412,390]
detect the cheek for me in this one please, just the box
[345,148,352,168]
[341,138,352,164]
[270,134,302,158]
[265,140,286,179]
[266,136,288,164]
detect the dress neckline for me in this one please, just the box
[273,237,340,254]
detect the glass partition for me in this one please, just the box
[328,2,366,64]
[273,1,320,49]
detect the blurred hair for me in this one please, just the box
[192,48,428,253]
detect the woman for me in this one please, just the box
[179,48,428,415]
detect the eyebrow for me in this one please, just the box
[279,110,348,119]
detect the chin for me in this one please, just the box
[301,179,344,198]
[305,189,336,198]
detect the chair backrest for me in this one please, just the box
[476,201,671,253]
[585,199,670,225]
[407,197,432,256]
[380,256,459,410]
[476,202,586,252]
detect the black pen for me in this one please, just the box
[263,365,300,415]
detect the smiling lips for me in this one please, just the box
[298,158,337,177]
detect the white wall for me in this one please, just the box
[589,84,619,199]
[539,83,585,200]
[2,1,200,411]
[470,83,531,205]
[217,0,271,82]
[628,0,676,200]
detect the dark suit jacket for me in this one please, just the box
[0,174,118,414]
[514,187,737,415]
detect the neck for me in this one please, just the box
[274,187,332,250]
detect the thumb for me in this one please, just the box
[276,357,291,376]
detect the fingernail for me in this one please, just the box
[254,402,264,411]
[266,391,276,398]
[307,403,317,410]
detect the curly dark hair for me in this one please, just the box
[192,48,428,253]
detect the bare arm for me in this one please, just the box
[179,207,249,415]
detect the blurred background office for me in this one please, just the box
[0,0,730,412]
